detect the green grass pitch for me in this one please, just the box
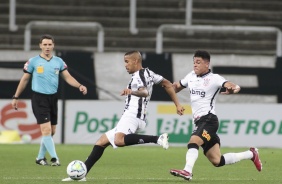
[0,144,280,184]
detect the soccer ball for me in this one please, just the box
[67,160,87,180]
[21,134,32,144]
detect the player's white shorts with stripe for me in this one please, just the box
[105,114,146,148]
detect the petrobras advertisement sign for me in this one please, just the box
[0,100,62,143]
[1,100,282,148]
[64,101,193,144]
[64,101,124,144]
[64,101,282,148]
[216,104,282,147]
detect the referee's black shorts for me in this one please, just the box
[192,113,220,155]
[31,91,58,125]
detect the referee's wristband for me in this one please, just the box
[12,95,19,100]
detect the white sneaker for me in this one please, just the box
[157,133,169,149]
[62,177,86,182]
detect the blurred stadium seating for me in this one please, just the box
[0,0,282,54]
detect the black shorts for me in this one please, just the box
[192,113,220,155]
[31,92,58,125]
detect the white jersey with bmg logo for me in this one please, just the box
[123,68,164,120]
[180,70,227,121]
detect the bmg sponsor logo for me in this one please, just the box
[190,89,205,97]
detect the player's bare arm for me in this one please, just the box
[120,87,149,97]
[172,81,185,93]
[161,79,185,115]
[221,81,241,94]
[60,70,87,95]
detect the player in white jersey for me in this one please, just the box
[121,66,163,121]
[62,51,185,181]
[169,50,262,181]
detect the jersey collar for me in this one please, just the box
[39,54,53,62]
[197,69,211,77]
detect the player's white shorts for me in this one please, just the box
[105,114,146,149]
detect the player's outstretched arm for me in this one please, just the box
[172,81,185,93]
[221,81,240,95]
[120,87,148,97]
[160,79,185,115]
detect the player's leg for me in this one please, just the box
[118,133,161,147]
[36,137,48,165]
[32,93,48,165]
[33,93,59,166]
[170,135,202,180]
[114,116,166,148]
[37,124,55,161]
[205,143,222,166]
[49,124,60,166]
[209,145,253,166]
[184,136,203,172]
[39,122,59,165]
[207,143,262,171]
[62,133,111,181]
[170,114,215,180]
[84,133,111,174]
[37,124,56,165]
[48,96,60,166]
[35,121,51,165]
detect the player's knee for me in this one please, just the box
[187,143,199,150]
[96,134,110,146]
[114,133,126,147]
[40,123,52,135]
[214,155,225,167]
[41,128,51,136]
[114,138,125,147]
[208,158,220,167]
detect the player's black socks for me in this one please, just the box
[124,134,158,146]
[84,145,105,173]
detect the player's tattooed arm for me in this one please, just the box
[121,87,149,97]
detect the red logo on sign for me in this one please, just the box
[1,102,41,140]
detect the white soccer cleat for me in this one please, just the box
[62,177,86,182]
[157,133,169,150]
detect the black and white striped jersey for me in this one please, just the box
[180,70,227,120]
[123,68,164,120]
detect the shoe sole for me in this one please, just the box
[51,164,61,166]
[36,163,48,166]
[62,178,86,182]
[170,171,192,181]
[36,160,48,166]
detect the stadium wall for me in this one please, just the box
[0,50,281,103]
